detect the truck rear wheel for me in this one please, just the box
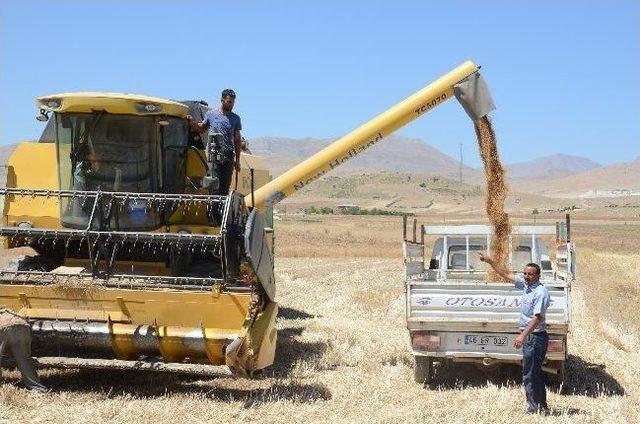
[414,355,433,384]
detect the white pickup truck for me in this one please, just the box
[402,217,575,385]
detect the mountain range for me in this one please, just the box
[514,160,640,196]
[2,140,637,198]
[507,154,601,180]
[248,135,479,179]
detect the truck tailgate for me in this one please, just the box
[407,281,569,334]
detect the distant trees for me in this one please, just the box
[303,206,413,216]
[303,206,334,215]
[343,207,413,216]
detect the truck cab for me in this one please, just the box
[402,219,575,385]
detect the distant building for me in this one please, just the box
[336,204,360,214]
[612,188,632,196]
[581,188,638,198]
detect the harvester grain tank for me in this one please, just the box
[1,60,495,376]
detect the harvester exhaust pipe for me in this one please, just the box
[246,60,495,210]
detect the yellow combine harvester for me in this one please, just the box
[1,60,494,376]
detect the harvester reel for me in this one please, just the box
[221,191,246,283]
[169,245,192,277]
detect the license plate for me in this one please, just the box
[464,335,508,346]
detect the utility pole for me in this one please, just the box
[459,143,463,184]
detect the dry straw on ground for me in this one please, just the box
[475,116,512,280]
[1,218,639,423]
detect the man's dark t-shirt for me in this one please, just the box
[202,109,242,159]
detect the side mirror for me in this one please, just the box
[36,109,49,122]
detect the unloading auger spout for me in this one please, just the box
[246,60,495,210]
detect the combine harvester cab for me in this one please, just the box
[403,217,576,385]
[0,93,277,376]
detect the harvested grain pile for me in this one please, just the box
[475,116,511,280]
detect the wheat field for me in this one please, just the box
[1,216,639,423]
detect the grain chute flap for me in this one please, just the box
[244,209,275,301]
[453,72,496,121]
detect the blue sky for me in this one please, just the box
[1,1,638,167]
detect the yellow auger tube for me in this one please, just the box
[247,60,480,209]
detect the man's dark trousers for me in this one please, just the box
[217,158,234,195]
[522,331,549,412]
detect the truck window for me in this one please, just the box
[448,245,485,270]
[511,246,533,270]
[447,245,532,270]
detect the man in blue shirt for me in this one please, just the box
[480,253,551,415]
[189,89,243,195]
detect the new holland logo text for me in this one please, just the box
[292,132,384,192]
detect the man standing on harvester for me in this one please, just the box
[188,88,243,195]
[479,253,551,415]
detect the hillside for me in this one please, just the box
[508,154,601,180]
[276,170,572,217]
[514,160,640,198]
[280,172,484,212]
